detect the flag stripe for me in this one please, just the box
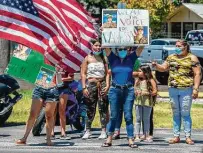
[0,0,96,72]
[0,30,45,53]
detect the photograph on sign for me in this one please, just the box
[13,44,32,61]
[134,26,148,44]
[102,9,149,47]
[35,67,55,89]
[102,10,117,28]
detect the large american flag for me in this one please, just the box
[0,0,97,72]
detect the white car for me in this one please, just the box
[185,29,203,46]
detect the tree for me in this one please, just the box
[77,0,118,19]
[123,0,175,38]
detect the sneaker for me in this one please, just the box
[82,131,91,140]
[60,135,71,140]
[98,131,107,139]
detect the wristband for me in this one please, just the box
[82,87,87,91]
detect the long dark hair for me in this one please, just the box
[90,39,106,65]
[139,65,157,105]
[139,65,154,93]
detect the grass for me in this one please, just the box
[7,90,203,129]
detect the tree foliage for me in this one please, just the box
[78,0,203,38]
[123,0,175,38]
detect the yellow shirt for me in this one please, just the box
[166,53,194,88]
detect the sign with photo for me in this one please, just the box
[102,9,149,47]
[35,67,56,89]
[5,43,55,87]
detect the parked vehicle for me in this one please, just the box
[0,74,22,126]
[185,30,203,46]
[139,38,178,64]
[32,80,86,136]
[139,38,203,84]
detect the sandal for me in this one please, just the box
[112,134,120,140]
[102,142,112,147]
[144,137,153,143]
[168,137,180,144]
[129,143,138,148]
[134,138,141,142]
[15,139,26,145]
[60,135,71,140]
[186,137,194,145]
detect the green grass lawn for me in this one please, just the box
[7,90,203,129]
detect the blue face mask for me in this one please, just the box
[118,50,127,58]
[175,47,183,55]
[93,51,102,56]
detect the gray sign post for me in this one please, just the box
[117,2,126,9]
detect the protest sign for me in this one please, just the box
[5,43,55,88]
[102,9,149,47]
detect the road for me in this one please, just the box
[0,126,203,153]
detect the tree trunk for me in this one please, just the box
[0,39,10,74]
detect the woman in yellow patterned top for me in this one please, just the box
[134,65,157,143]
[152,40,202,145]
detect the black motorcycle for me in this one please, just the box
[0,74,22,126]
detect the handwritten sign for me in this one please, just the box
[102,9,149,47]
[5,43,55,86]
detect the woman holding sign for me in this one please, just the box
[102,46,144,148]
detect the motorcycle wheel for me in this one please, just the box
[0,107,13,126]
[32,109,46,136]
[72,116,85,131]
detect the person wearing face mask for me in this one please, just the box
[81,39,110,139]
[152,40,202,145]
[101,46,144,148]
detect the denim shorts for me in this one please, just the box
[58,88,71,95]
[32,86,59,102]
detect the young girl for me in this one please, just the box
[134,65,157,142]
[81,39,110,139]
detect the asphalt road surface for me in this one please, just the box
[0,126,203,153]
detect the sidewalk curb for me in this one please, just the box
[157,97,203,104]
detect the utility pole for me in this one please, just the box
[0,39,10,74]
[117,1,126,9]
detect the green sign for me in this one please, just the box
[5,44,55,87]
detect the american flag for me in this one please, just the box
[0,0,97,72]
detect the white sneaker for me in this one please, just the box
[98,131,107,139]
[82,131,91,139]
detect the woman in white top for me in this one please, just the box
[81,39,110,139]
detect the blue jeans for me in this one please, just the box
[107,86,134,138]
[169,87,193,138]
[115,108,123,131]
